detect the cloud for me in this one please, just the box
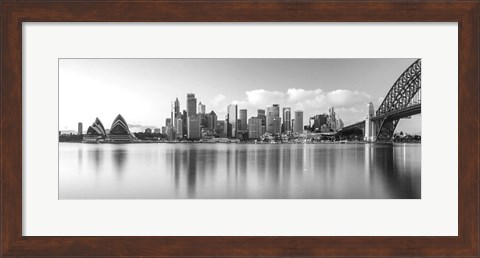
[229,88,374,125]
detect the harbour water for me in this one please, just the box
[59,143,421,199]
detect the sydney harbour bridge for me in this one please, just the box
[337,59,421,142]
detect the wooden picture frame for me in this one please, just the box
[1,1,478,256]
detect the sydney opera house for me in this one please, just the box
[83,114,136,143]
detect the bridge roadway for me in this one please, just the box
[338,103,421,134]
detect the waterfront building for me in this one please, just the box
[239,109,248,131]
[174,97,181,128]
[206,111,217,132]
[282,108,291,133]
[227,104,238,138]
[176,118,183,138]
[108,114,135,143]
[154,128,161,134]
[145,128,152,134]
[328,106,336,131]
[198,102,206,114]
[216,120,226,137]
[248,117,263,139]
[266,104,280,134]
[186,93,197,117]
[165,118,172,127]
[294,110,304,134]
[166,125,175,141]
[83,117,107,143]
[161,126,166,134]
[272,117,282,134]
[77,122,83,135]
[187,116,201,139]
[311,114,328,132]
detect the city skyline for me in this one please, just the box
[59,58,420,133]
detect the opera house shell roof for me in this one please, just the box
[86,118,107,136]
[107,114,135,143]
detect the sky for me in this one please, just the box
[59,58,421,134]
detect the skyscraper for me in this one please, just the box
[206,111,217,131]
[186,93,197,117]
[239,109,248,131]
[294,110,304,133]
[227,104,238,138]
[266,104,280,134]
[174,97,181,129]
[248,117,263,139]
[77,122,83,135]
[273,117,282,134]
[282,107,291,133]
[187,116,201,139]
[175,118,183,138]
[165,118,172,127]
[328,106,336,131]
[198,102,206,114]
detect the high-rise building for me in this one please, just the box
[187,116,201,139]
[165,118,172,127]
[294,110,304,133]
[248,117,263,139]
[328,106,336,131]
[257,109,266,126]
[227,104,238,138]
[154,128,161,134]
[77,122,83,135]
[282,107,291,133]
[311,114,328,132]
[166,125,175,141]
[206,111,217,132]
[161,126,166,134]
[239,109,248,131]
[186,93,197,117]
[216,120,226,137]
[175,118,183,138]
[174,97,181,128]
[272,117,282,134]
[198,102,206,114]
[266,104,280,134]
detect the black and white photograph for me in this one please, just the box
[59,58,421,199]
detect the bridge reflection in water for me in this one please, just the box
[59,143,421,199]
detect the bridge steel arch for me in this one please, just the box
[375,59,421,141]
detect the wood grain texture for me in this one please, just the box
[1,0,479,257]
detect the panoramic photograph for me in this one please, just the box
[58,58,421,199]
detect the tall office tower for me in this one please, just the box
[312,114,328,132]
[225,114,230,138]
[239,109,248,131]
[257,109,266,126]
[273,117,282,134]
[216,121,226,137]
[182,110,188,136]
[175,118,183,138]
[266,104,280,134]
[77,122,83,135]
[227,104,238,138]
[282,107,291,132]
[166,125,175,141]
[206,111,217,131]
[328,106,336,130]
[161,126,166,134]
[174,97,181,119]
[187,116,201,140]
[165,118,172,127]
[248,117,263,139]
[198,102,206,114]
[293,110,304,133]
[186,93,197,117]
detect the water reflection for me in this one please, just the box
[59,143,421,199]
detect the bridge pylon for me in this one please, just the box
[364,102,376,142]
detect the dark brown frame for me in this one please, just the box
[1,0,479,257]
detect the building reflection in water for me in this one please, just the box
[60,143,421,199]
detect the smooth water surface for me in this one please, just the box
[59,143,421,199]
